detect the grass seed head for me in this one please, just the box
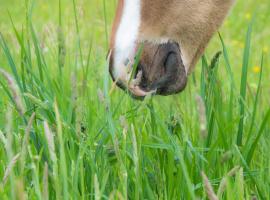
[221,151,233,164]
[217,166,241,196]
[119,115,128,131]
[0,69,25,116]
[44,121,56,162]
[2,153,20,186]
[201,171,218,200]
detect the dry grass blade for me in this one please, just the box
[2,153,20,186]
[44,121,56,162]
[217,166,241,197]
[20,112,36,172]
[201,171,218,200]
[0,69,25,116]
[42,162,49,200]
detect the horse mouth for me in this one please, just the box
[110,41,188,99]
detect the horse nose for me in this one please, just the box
[109,42,187,98]
[138,42,187,96]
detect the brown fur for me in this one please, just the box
[139,0,235,72]
[109,0,235,97]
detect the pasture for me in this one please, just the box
[0,0,270,199]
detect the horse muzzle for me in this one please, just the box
[109,42,188,99]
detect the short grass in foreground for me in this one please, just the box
[0,0,270,199]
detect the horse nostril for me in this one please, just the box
[164,52,178,75]
[149,52,179,90]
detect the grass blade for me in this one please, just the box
[0,34,23,92]
[237,20,253,146]
[246,108,270,165]
[246,53,264,144]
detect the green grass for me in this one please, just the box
[0,0,270,199]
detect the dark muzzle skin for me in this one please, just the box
[138,42,187,96]
[109,42,188,98]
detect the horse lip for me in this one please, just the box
[109,69,155,98]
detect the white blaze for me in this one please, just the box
[113,0,141,81]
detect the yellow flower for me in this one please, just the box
[263,46,269,53]
[245,13,251,20]
[252,66,260,73]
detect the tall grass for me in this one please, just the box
[0,0,270,199]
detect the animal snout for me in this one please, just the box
[138,42,188,96]
[109,42,188,98]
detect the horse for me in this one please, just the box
[109,0,235,97]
